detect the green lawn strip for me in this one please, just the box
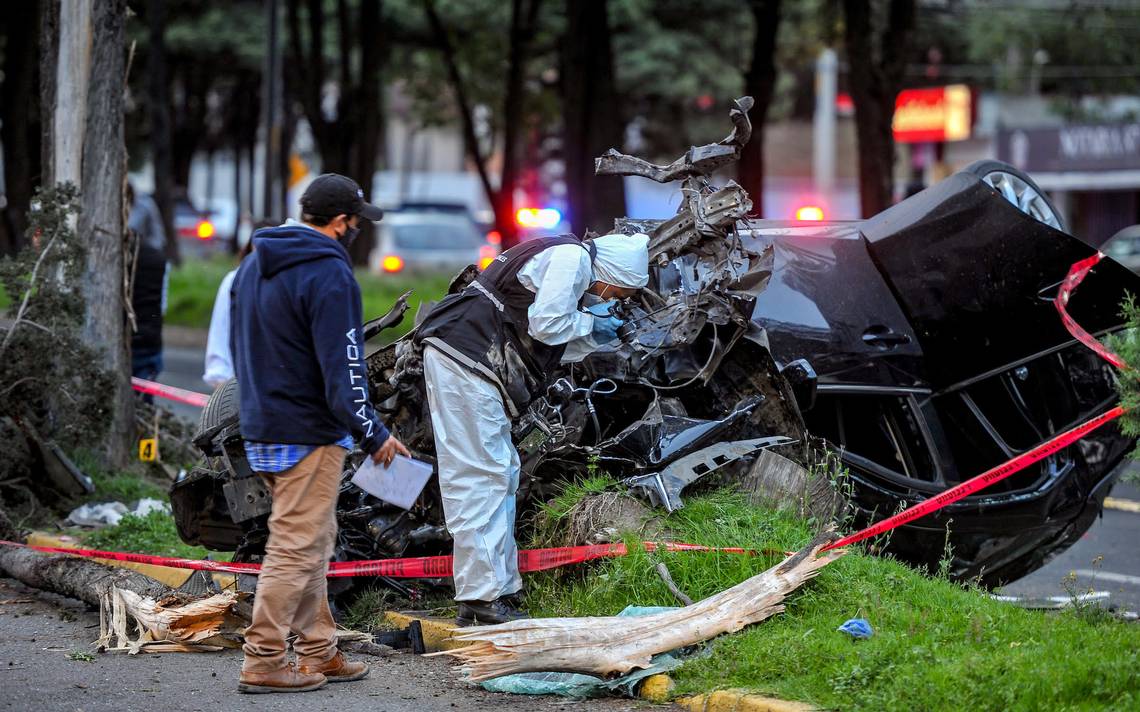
[167,256,452,335]
[525,488,1140,711]
[80,509,209,560]
[65,450,233,562]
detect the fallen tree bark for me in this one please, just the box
[0,546,175,607]
[435,532,846,681]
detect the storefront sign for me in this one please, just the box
[892,85,973,143]
[997,124,1140,173]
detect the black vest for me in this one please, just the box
[415,235,595,415]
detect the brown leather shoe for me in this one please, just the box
[299,651,369,683]
[238,662,327,694]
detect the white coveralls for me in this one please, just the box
[423,234,649,602]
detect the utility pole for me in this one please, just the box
[813,48,837,206]
[260,0,283,220]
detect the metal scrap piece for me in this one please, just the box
[625,435,794,511]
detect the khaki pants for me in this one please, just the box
[241,444,345,673]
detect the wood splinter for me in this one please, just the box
[433,532,846,682]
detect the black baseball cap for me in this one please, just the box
[300,173,385,222]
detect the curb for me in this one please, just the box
[676,689,815,711]
[26,531,236,590]
[382,611,467,652]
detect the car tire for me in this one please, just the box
[963,159,1065,232]
[191,378,240,454]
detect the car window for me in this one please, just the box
[392,217,484,250]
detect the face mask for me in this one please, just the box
[338,224,360,249]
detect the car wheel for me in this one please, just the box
[964,159,1065,232]
[191,378,240,454]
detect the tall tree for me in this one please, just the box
[843,0,915,217]
[561,0,625,236]
[285,0,388,262]
[737,0,781,217]
[146,0,179,265]
[40,0,133,467]
[423,0,541,249]
[0,0,43,256]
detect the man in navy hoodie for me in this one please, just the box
[232,174,409,694]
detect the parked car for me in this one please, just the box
[172,196,225,258]
[368,206,498,275]
[1102,225,1140,273]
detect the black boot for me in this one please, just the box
[455,596,530,626]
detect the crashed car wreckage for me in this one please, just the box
[172,96,1139,591]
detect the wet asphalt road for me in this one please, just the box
[155,335,1140,613]
[0,579,658,712]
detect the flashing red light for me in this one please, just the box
[486,230,502,246]
[795,205,825,221]
[196,220,216,239]
[516,207,561,230]
[381,255,405,273]
[478,245,496,270]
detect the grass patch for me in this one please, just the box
[525,488,1140,711]
[81,509,208,559]
[167,256,453,335]
[340,588,398,632]
[70,450,168,504]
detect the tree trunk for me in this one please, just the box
[347,0,384,264]
[421,0,507,243]
[0,0,42,256]
[147,0,180,265]
[561,0,625,237]
[496,0,540,250]
[284,0,386,264]
[737,0,780,218]
[843,0,915,218]
[44,0,92,191]
[0,548,175,608]
[78,0,133,468]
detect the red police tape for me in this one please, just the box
[99,252,1129,565]
[131,377,210,408]
[0,539,758,578]
[822,250,1125,552]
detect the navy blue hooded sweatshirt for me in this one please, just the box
[231,222,390,454]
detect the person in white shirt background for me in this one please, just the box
[203,240,253,390]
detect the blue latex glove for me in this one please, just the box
[586,299,624,342]
[837,618,873,639]
[591,315,624,343]
[584,299,617,317]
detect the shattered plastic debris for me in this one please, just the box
[67,498,171,528]
[837,618,873,639]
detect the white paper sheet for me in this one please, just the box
[350,455,434,510]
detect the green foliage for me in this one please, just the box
[963,0,1140,100]
[1107,294,1140,456]
[526,488,1140,710]
[69,450,168,505]
[167,256,452,337]
[82,510,207,560]
[0,185,115,483]
[340,588,397,633]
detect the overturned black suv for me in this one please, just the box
[173,98,1137,590]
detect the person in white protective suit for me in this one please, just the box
[413,232,650,625]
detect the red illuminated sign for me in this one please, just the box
[892,85,972,143]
